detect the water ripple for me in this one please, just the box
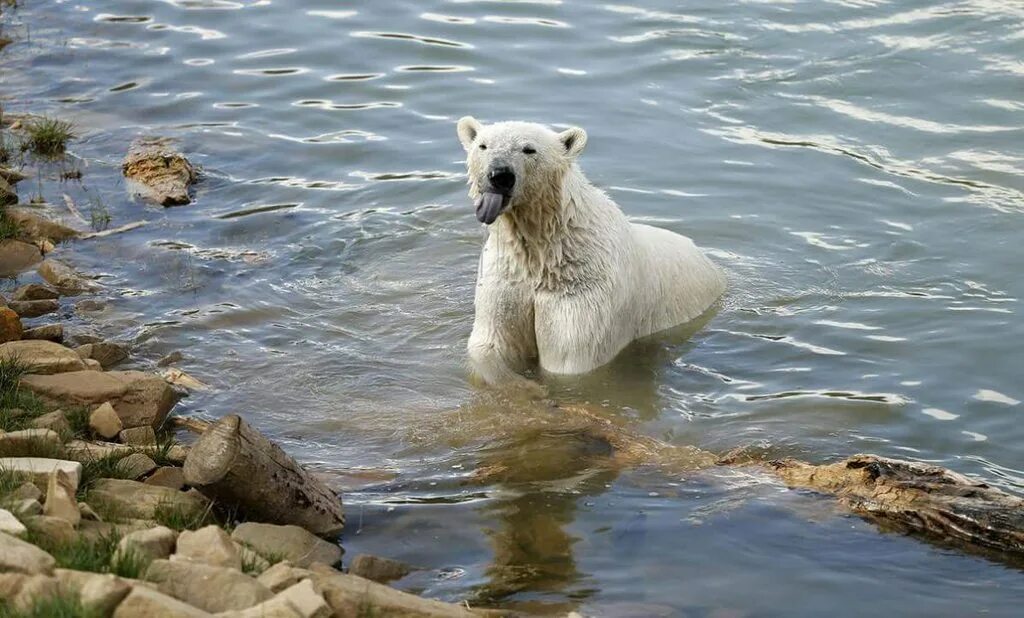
[351,31,471,48]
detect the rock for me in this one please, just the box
[78,502,101,521]
[78,519,160,543]
[24,515,77,544]
[115,526,178,562]
[162,368,209,391]
[76,341,129,369]
[122,138,197,206]
[0,428,63,457]
[88,479,206,520]
[54,568,131,616]
[308,563,484,618]
[0,177,16,206]
[0,509,27,536]
[85,358,103,371]
[68,332,103,346]
[0,572,28,600]
[5,208,79,243]
[75,299,107,313]
[120,426,157,446]
[174,525,241,570]
[216,595,303,618]
[66,440,188,465]
[144,466,185,490]
[90,402,123,439]
[276,579,330,618]
[12,283,60,301]
[22,324,63,343]
[30,409,70,434]
[348,554,414,584]
[145,559,273,612]
[0,530,56,574]
[256,562,311,594]
[121,452,158,479]
[157,351,184,367]
[113,585,213,618]
[0,167,26,184]
[20,370,181,429]
[10,482,42,502]
[0,240,42,277]
[231,524,342,569]
[10,574,61,611]
[0,307,22,343]
[0,458,81,490]
[8,299,59,319]
[37,259,97,293]
[0,340,85,374]
[8,499,42,517]
[44,469,80,527]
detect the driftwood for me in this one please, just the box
[182,414,345,537]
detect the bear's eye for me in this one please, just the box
[522,146,536,155]
[478,143,487,150]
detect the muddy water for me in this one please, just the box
[3,0,1024,615]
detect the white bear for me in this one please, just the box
[458,117,726,385]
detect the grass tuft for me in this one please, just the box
[0,468,28,501]
[0,357,49,431]
[76,453,135,499]
[0,594,101,618]
[25,528,149,580]
[21,117,75,158]
[153,500,213,532]
[0,207,19,241]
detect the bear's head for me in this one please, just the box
[457,117,587,225]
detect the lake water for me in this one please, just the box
[3,0,1024,615]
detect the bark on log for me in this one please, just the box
[768,454,1024,556]
[182,414,345,537]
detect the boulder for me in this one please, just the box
[309,563,485,618]
[10,481,42,501]
[20,370,180,429]
[84,358,103,371]
[0,307,22,343]
[37,259,97,293]
[8,299,59,318]
[144,466,184,490]
[120,452,157,479]
[215,595,303,618]
[89,402,123,439]
[22,324,63,343]
[0,341,84,374]
[0,428,63,457]
[231,524,342,568]
[24,515,77,545]
[8,499,42,517]
[144,559,273,612]
[174,525,241,570]
[6,208,79,242]
[78,502,102,521]
[122,138,197,206]
[120,426,157,446]
[0,239,41,277]
[88,479,206,520]
[44,468,80,527]
[11,283,60,301]
[0,530,56,574]
[348,554,414,584]
[257,562,312,594]
[115,526,178,562]
[54,568,131,616]
[10,574,61,611]
[30,409,70,434]
[0,458,82,490]
[113,585,213,617]
[76,341,129,369]
[0,509,27,536]
[276,579,331,618]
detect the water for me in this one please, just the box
[3,0,1024,614]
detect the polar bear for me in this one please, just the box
[458,117,726,386]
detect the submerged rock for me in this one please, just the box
[11,283,60,301]
[6,208,79,243]
[231,523,342,569]
[122,137,197,206]
[7,298,58,318]
[22,324,63,343]
[37,259,97,293]
[0,240,42,277]
[348,554,415,584]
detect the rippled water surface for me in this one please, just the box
[4,0,1024,614]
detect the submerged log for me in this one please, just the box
[182,414,345,537]
[769,455,1024,556]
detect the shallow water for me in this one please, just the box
[4,0,1024,614]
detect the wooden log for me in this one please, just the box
[768,454,1024,556]
[182,414,345,537]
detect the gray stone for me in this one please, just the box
[0,530,56,574]
[113,585,213,617]
[0,509,26,536]
[256,562,311,594]
[121,453,158,479]
[231,523,342,569]
[348,554,414,584]
[88,479,206,520]
[174,525,241,570]
[0,340,85,374]
[20,370,181,429]
[44,468,80,527]
[54,568,132,616]
[8,299,59,318]
[22,324,63,343]
[215,595,303,618]
[115,525,178,563]
[144,466,185,490]
[12,284,60,302]
[145,559,273,612]
[120,426,157,446]
[276,579,331,618]
[76,341,129,369]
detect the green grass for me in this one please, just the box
[152,499,214,532]
[0,594,101,618]
[76,453,135,499]
[20,117,75,158]
[148,434,181,467]
[0,207,17,241]
[0,468,28,501]
[62,406,91,442]
[0,357,49,431]
[25,528,149,580]
[87,194,110,232]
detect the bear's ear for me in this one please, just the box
[457,116,483,152]
[557,126,587,159]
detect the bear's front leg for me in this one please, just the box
[534,290,627,375]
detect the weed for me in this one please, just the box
[76,453,134,499]
[25,528,149,580]
[87,194,110,232]
[0,468,27,500]
[21,117,74,158]
[0,206,19,241]
[0,594,100,618]
[153,500,213,531]
[0,357,49,430]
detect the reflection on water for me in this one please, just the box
[4,0,1024,614]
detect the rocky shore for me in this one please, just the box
[0,93,504,618]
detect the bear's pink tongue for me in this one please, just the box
[475,191,505,225]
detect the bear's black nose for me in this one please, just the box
[489,167,516,193]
